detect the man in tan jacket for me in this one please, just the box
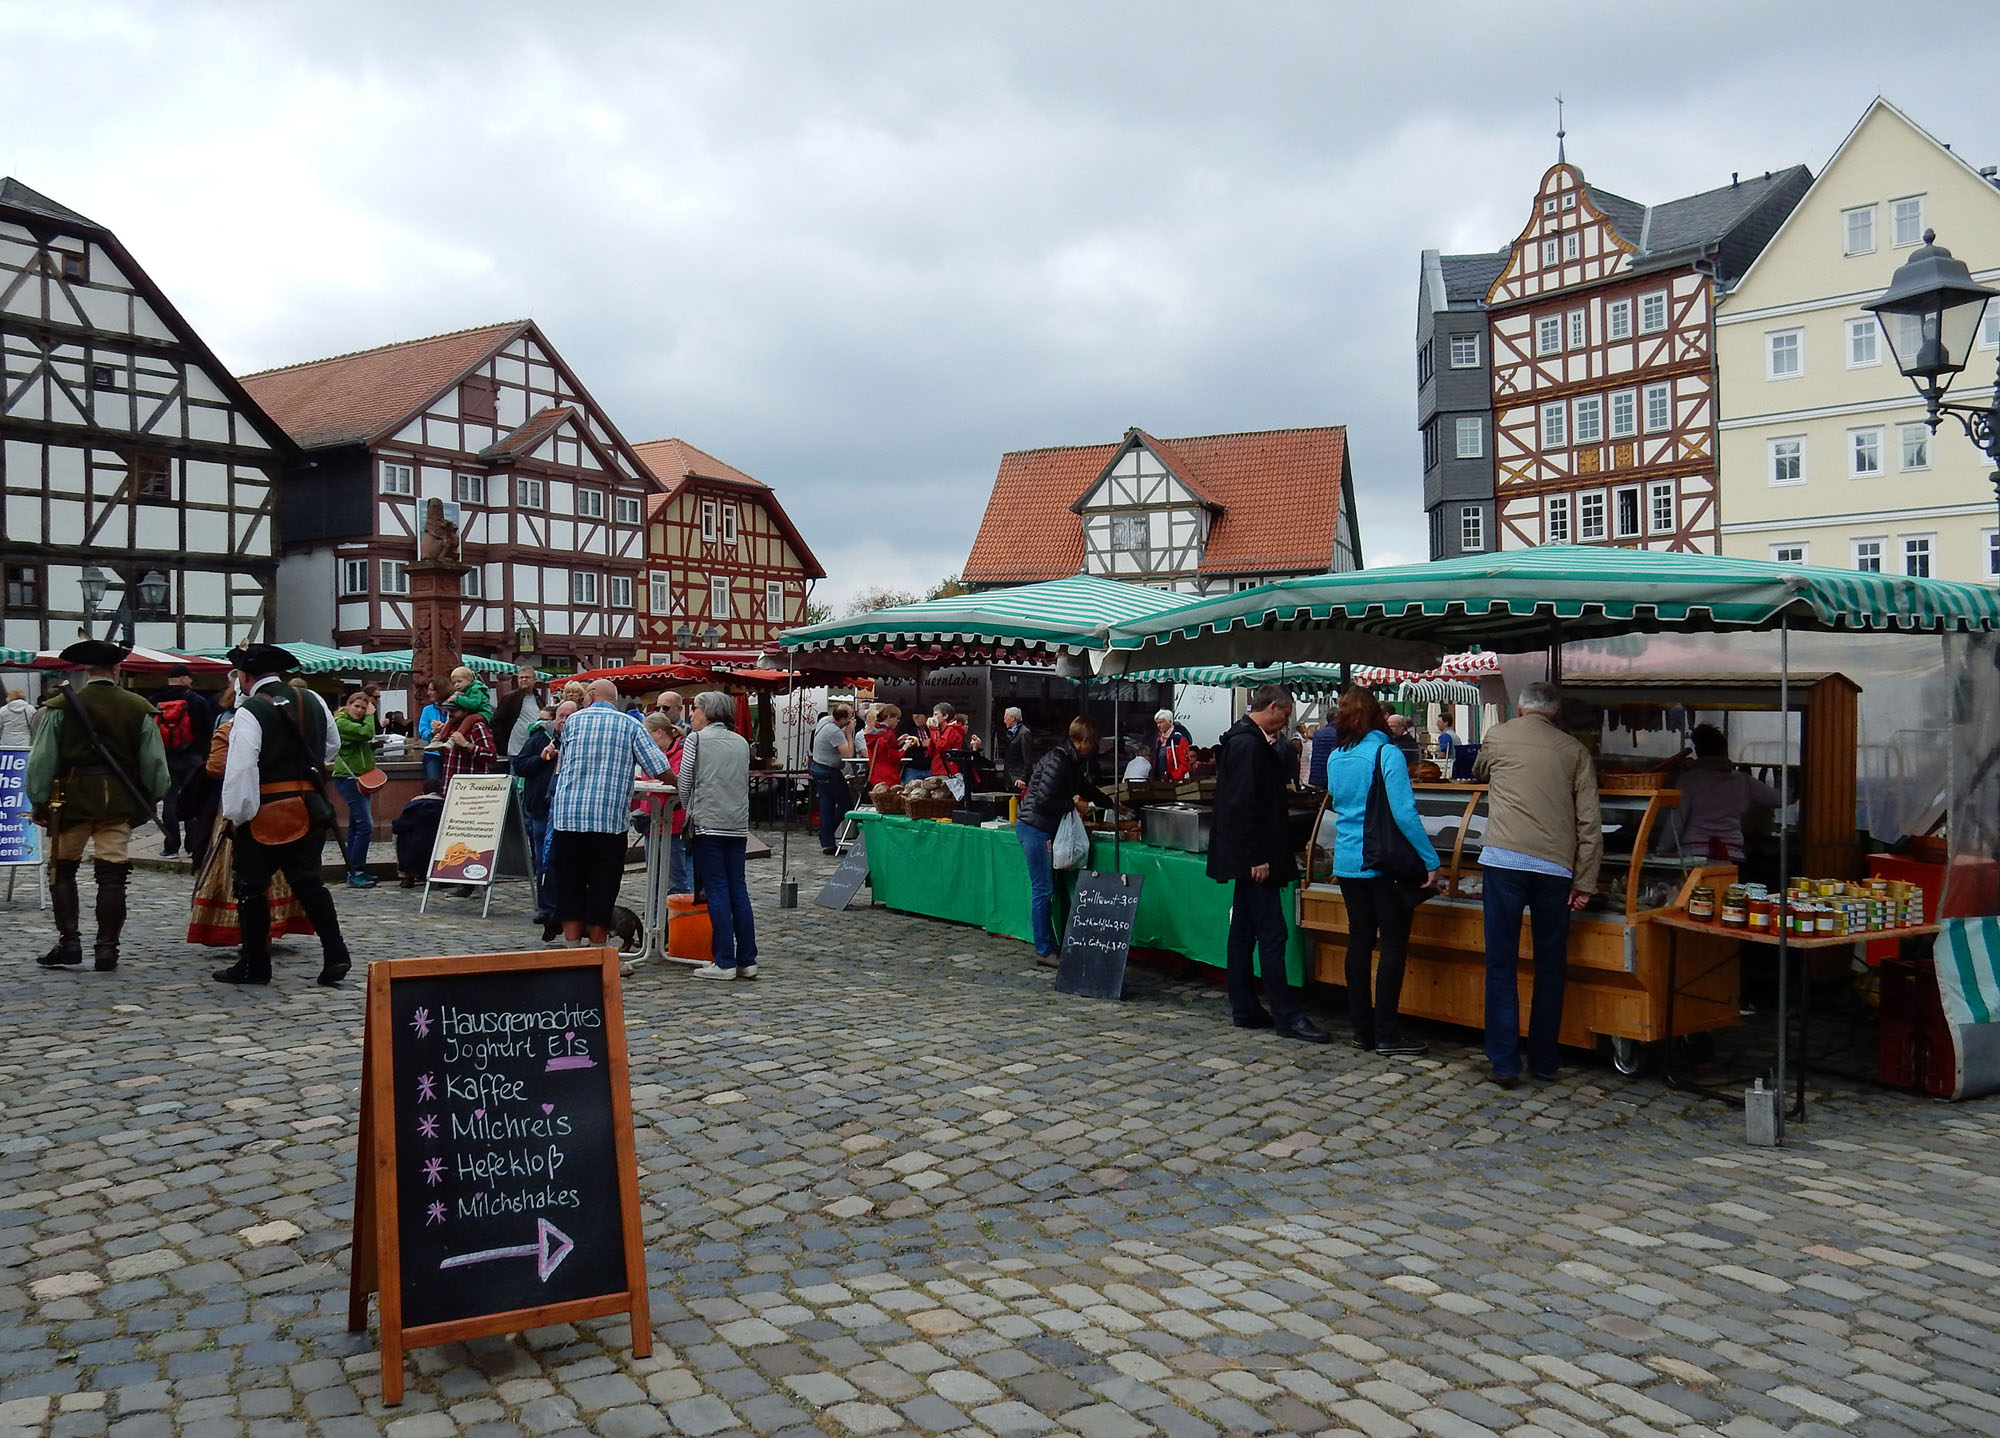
[1473,682,1601,1087]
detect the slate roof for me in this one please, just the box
[1439,251,1508,305]
[240,321,529,449]
[632,439,825,579]
[0,178,100,231]
[1583,185,1646,243]
[1641,166,1814,257]
[962,426,1350,587]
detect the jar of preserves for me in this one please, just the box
[1687,885,1716,921]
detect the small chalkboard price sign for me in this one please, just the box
[813,831,869,910]
[348,948,651,1405]
[1054,870,1145,1001]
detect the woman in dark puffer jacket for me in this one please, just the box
[1017,714,1121,962]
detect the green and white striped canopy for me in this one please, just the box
[780,573,1194,659]
[368,650,527,678]
[1123,663,1358,691]
[191,642,405,675]
[1100,547,2000,672]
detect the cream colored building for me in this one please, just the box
[1717,98,2000,582]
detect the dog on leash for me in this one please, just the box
[541,906,643,952]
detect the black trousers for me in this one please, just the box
[160,751,203,849]
[1338,876,1417,1046]
[552,829,626,928]
[234,826,348,966]
[1226,878,1300,1023]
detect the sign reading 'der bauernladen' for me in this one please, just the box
[423,774,532,915]
[347,948,650,1405]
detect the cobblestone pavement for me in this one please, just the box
[5,834,2000,1438]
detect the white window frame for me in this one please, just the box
[1987,529,2000,580]
[1536,316,1562,356]
[1850,426,1884,478]
[608,574,633,609]
[380,559,409,596]
[515,476,544,509]
[1846,317,1880,368]
[1541,238,1560,267]
[460,568,481,598]
[454,473,485,505]
[339,558,369,596]
[1544,494,1571,543]
[1852,538,1883,573]
[380,461,414,496]
[709,575,730,619]
[1540,402,1568,449]
[1578,490,1607,541]
[1902,534,1933,578]
[1639,291,1668,334]
[1448,333,1479,368]
[614,495,642,526]
[1770,543,1808,565]
[1769,436,1805,486]
[1899,422,1930,471]
[648,571,670,615]
[1606,299,1632,341]
[700,499,718,542]
[765,580,785,624]
[1612,484,1642,539]
[1766,327,1803,380]
[1609,389,1637,439]
[1843,204,1876,256]
[1891,194,1926,248]
[1459,506,1485,552]
[1983,305,2000,351]
[1567,309,1586,349]
[1572,395,1603,444]
[1648,481,1676,536]
[721,503,738,545]
[1643,382,1671,434]
[1454,416,1482,459]
[1563,232,1580,261]
[576,487,605,520]
[573,571,600,606]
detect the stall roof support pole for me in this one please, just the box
[1112,679,1121,875]
[1774,618,1791,1141]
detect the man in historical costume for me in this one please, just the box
[214,644,354,987]
[26,640,170,971]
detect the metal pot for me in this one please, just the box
[1141,804,1212,854]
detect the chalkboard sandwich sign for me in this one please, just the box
[1054,870,1144,1001]
[348,947,651,1404]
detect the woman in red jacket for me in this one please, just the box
[864,703,906,788]
[927,703,968,777]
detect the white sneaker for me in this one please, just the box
[739,963,758,980]
[619,960,638,977]
[692,963,736,980]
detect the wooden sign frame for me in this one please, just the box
[419,775,536,918]
[348,947,652,1405]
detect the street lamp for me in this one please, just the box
[78,563,109,612]
[74,564,170,641]
[1864,228,2000,481]
[135,570,169,611]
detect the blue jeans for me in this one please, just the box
[692,834,758,969]
[1018,820,1059,956]
[668,830,692,896]
[331,776,372,875]
[422,751,444,784]
[1482,863,1574,1078]
[810,761,846,851]
[523,806,553,918]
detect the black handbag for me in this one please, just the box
[1361,742,1431,903]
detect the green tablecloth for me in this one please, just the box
[854,813,1307,982]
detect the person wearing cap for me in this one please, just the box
[26,640,170,971]
[213,644,353,987]
[149,663,214,858]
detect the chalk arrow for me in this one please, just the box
[437,1217,575,1281]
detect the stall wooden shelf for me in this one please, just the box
[1296,782,1741,1067]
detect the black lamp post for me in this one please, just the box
[76,564,170,642]
[1864,229,2000,536]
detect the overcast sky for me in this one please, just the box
[5,1,1997,606]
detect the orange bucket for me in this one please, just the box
[666,893,713,962]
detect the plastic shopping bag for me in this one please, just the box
[1052,809,1089,870]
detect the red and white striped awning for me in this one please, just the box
[1347,651,1500,687]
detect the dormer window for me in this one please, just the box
[1562,193,1577,209]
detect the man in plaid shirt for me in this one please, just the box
[546,679,671,947]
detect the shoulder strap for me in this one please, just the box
[55,680,153,813]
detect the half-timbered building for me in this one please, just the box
[962,426,1360,593]
[242,321,655,672]
[0,179,294,651]
[1428,160,1810,554]
[630,438,824,662]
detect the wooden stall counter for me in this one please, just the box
[1296,783,1741,1067]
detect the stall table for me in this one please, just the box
[855,812,1309,979]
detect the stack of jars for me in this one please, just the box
[1685,876,1925,933]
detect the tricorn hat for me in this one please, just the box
[226,643,299,677]
[59,639,129,669]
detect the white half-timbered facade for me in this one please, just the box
[0,179,292,651]
[244,321,655,672]
[632,439,824,663]
[1437,158,1810,556]
[963,425,1360,593]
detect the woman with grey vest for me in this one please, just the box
[680,691,758,980]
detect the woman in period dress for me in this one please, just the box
[186,675,315,948]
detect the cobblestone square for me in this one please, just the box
[4,839,1999,1438]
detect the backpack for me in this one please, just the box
[155,698,196,753]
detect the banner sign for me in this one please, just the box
[0,748,40,866]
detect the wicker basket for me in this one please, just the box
[871,788,905,816]
[904,796,957,821]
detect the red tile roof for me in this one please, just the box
[963,426,1351,586]
[240,321,528,448]
[632,437,826,580]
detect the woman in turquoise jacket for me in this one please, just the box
[1323,688,1442,1055]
